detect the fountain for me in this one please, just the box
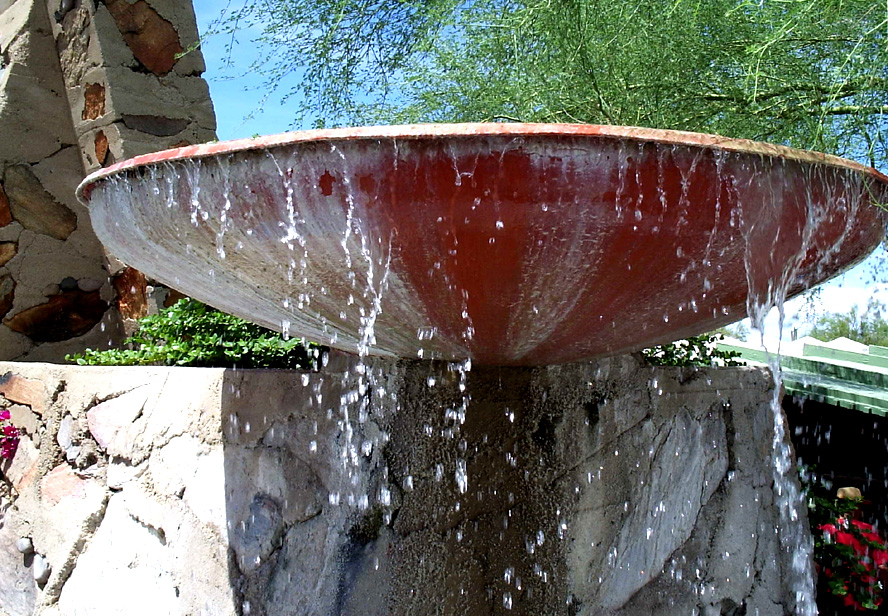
[76,124,887,365]
[74,123,888,615]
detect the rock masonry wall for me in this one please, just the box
[0,0,216,361]
[0,355,803,615]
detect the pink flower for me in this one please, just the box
[0,437,17,459]
[0,409,9,420]
[2,425,17,437]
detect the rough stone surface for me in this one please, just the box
[0,272,14,317]
[0,371,48,414]
[0,183,11,226]
[3,288,108,342]
[0,240,17,266]
[3,165,77,241]
[0,0,215,361]
[0,358,811,615]
[0,515,38,616]
[8,402,38,435]
[1,433,38,491]
[86,386,151,452]
[104,0,183,75]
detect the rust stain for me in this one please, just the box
[319,170,335,196]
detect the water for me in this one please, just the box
[740,159,873,616]
[86,134,886,613]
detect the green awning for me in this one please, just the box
[717,340,888,417]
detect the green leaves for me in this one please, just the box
[67,299,320,369]
[642,333,745,367]
[809,298,888,347]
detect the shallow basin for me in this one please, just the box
[77,124,888,365]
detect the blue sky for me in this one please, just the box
[190,1,887,343]
[193,1,302,140]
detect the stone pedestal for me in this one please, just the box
[0,356,805,615]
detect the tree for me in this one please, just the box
[211,0,888,169]
[809,298,888,347]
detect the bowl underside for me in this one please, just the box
[78,124,888,365]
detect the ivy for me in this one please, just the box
[67,299,320,369]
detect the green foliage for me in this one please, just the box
[67,299,319,369]
[642,333,744,367]
[214,0,888,168]
[809,298,888,347]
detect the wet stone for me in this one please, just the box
[3,289,108,342]
[232,494,284,574]
[112,267,148,320]
[104,0,183,75]
[3,165,77,240]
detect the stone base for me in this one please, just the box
[0,355,804,615]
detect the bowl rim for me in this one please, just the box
[76,122,888,204]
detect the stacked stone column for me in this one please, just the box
[0,0,216,360]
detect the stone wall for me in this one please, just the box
[0,356,807,615]
[0,0,216,361]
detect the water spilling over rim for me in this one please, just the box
[75,123,888,365]
[77,124,888,199]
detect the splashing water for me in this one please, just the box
[83,129,888,613]
[740,159,874,616]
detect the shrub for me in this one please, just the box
[67,298,320,369]
[642,333,744,367]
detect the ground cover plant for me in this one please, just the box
[67,298,319,369]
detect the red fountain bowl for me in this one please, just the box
[77,124,888,366]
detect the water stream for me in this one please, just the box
[85,134,887,613]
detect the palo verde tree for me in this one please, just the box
[210,0,888,168]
